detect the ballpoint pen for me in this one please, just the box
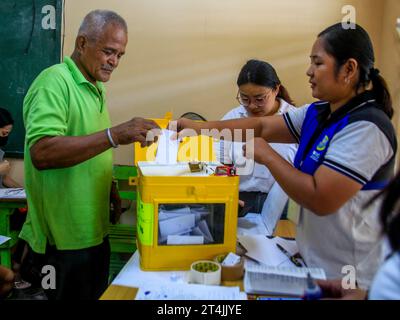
[302,272,323,300]
[276,243,303,267]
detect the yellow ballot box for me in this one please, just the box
[134,113,239,270]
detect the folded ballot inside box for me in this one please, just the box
[244,259,326,297]
[158,204,215,245]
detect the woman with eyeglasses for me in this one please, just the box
[174,23,397,288]
[218,60,297,219]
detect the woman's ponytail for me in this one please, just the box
[369,68,394,119]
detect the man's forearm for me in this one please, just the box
[30,130,113,170]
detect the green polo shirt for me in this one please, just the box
[20,56,113,254]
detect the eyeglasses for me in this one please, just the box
[236,90,273,107]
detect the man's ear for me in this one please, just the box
[75,35,88,54]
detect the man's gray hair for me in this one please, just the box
[78,10,127,42]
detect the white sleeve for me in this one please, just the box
[322,121,394,185]
[221,107,242,121]
[270,142,298,165]
[221,113,233,121]
[282,104,310,143]
[369,253,400,300]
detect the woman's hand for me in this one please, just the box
[243,137,272,165]
[316,279,368,300]
[0,160,11,175]
[168,118,202,140]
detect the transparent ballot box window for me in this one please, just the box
[158,204,225,245]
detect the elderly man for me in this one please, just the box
[19,10,159,299]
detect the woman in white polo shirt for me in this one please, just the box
[174,23,397,288]
[317,170,400,300]
[218,60,297,217]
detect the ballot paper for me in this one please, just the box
[158,205,215,245]
[237,235,299,267]
[136,282,247,300]
[159,214,196,239]
[190,206,211,223]
[138,161,220,177]
[155,129,179,164]
[191,227,213,244]
[260,183,289,235]
[237,213,269,236]
[236,186,288,237]
[112,251,188,288]
[158,206,191,221]
[139,163,191,176]
[197,219,214,243]
[167,235,204,245]
[244,259,326,296]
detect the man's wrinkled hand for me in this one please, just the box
[110,117,161,147]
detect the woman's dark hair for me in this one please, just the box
[378,171,400,252]
[180,112,207,121]
[318,23,393,119]
[236,59,295,105]
[0,107,14,128]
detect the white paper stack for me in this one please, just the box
[0,188,26,199]
[158,205,214,245]
[244,259,326,296]
[136,282,247,300]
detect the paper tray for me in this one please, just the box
[138,161,221,177]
